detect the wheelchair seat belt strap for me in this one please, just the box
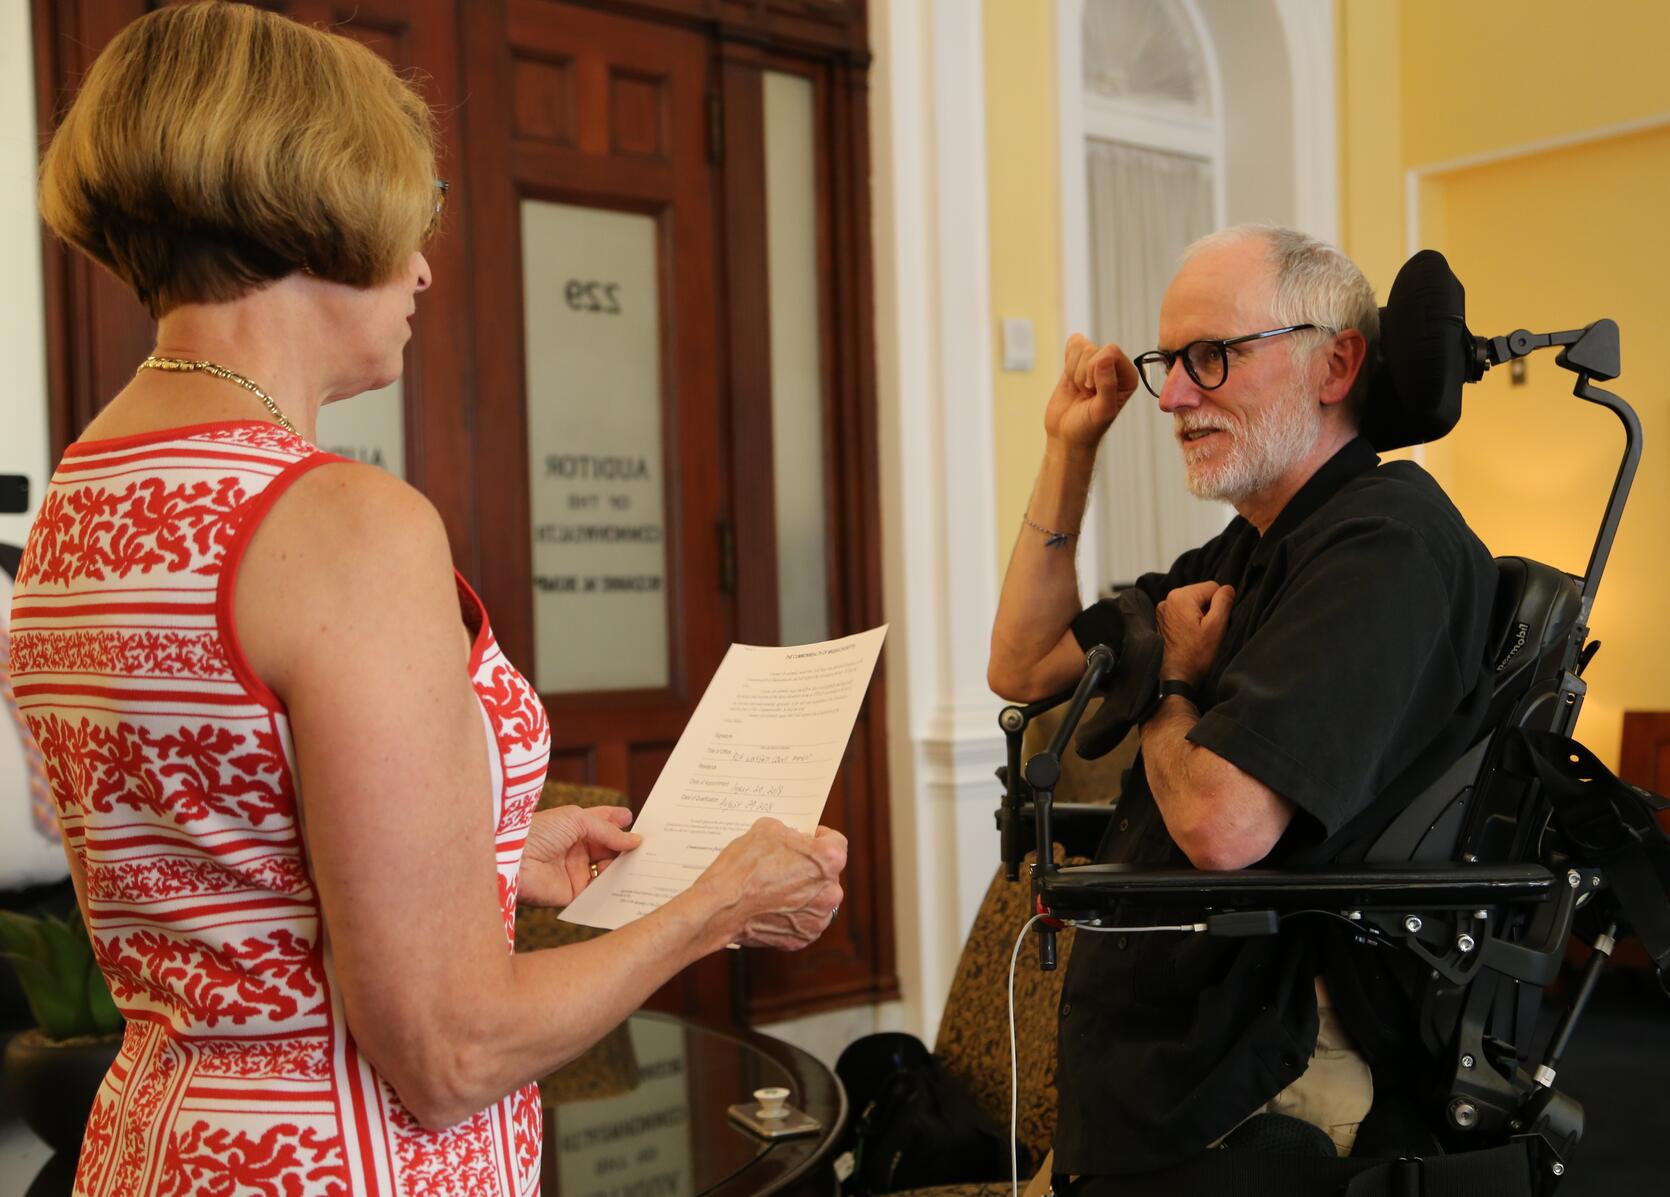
[1342,1141,1536,1197]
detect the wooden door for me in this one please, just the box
[34,0,894,1029]
[33,0,474,552]
[712,42,897,1021]
[460,0,737,1020]
[278,0,478,561]
[32,0,152,453]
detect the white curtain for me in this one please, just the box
[1085,137,1229,589]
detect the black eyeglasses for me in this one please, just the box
[423,179,449,243]
[1131,324,1323,397]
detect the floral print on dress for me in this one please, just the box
[9,427,549,1196]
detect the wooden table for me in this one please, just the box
[543,1012,848,1197]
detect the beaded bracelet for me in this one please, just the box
[1022,511,1078,549]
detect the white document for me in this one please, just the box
[559,625,886,931]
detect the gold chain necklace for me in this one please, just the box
[137,356,300,437]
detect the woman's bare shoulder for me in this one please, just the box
[235,461,463,691]
[261,460,451,581]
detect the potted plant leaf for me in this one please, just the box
[0,907,123,1158]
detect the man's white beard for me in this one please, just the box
[1178,379,1321,505]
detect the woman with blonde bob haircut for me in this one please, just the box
[16,5,847,1194]
[40,0,438,315]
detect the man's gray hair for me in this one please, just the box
[1183,224,1379,417]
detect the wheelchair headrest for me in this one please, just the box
[1359,250,1475,452]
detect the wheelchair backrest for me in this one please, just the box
[1367,556,1584,866]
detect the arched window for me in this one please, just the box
[1058,0,1338,594]
[1076,0,1229,587]
[1083,0,1212,116]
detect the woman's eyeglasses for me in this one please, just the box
[423,179,449,243]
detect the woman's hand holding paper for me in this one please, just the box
[692,819,848,951]
[518,805,644,907]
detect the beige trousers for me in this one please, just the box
[1027,980,1374,1193]
[1236,981,1374,1156]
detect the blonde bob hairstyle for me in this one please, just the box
[38,1,438,318]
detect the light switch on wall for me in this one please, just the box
[1001,317,1035,372]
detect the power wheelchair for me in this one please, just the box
[994,251,1670,1197]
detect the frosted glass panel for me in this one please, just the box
[317,380,404,477]
[1083,0,1210,116]
[763,71,830,647]
[522,201,670,693]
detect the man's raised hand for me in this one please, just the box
[1045,334,1140,447]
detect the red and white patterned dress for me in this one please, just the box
[9,422,549,1196]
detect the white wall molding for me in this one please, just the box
[0,1,50,549]
[1274,0,1339,245]
[1081,95,1216,160]
[1056,0,1097,607]
[1404,109,1670,256]
[871,0,1004,1046]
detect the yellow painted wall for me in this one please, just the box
[1336,0,1403,305]
[984,0,1064,549]
[1339,0,1670,765]
[1401,0,1670,169]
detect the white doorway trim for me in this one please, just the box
[1274,0,1339,245]
[870,0,1005,1045]
[1403,109,1670,256]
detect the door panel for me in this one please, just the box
[715,46,897,1019]
[34,0,892,1029]
[519,199,673,695]
[296,0,479,565]
[467,0,727,778]
[462,0,736,1020]
[32,0,151,453]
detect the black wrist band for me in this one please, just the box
[1157,678,1201,708]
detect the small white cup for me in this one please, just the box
[754,1086,790,1120]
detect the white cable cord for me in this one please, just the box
[1006,915,1209,1197]
[1007,914,1043,1197]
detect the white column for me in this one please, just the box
[0,1,50,548]
[1275,0,1340,244]
[871,0,1005,1045]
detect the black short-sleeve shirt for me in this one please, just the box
[1052,438,1496,1177]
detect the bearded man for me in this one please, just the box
[987,226,1497,1186]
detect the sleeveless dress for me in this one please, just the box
[8,422,549,1196]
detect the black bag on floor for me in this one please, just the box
[834,1031,1019,1195]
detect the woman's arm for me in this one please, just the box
[235,463,842,1129]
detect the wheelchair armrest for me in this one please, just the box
[997,802,1118,865]
[1038,861,1557,918]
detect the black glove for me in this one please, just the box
[1073,588,1165,760]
